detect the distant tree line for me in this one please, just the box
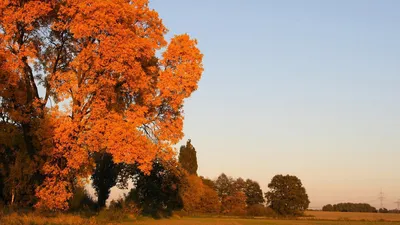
[107,140,310,217]
[322,203,377,212]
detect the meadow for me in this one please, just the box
[303,211,400,222]
[2,211,400,225]
[131,218,400,225]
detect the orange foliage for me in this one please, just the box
[222,191,247,215]
[180,175,221,214]
[0,0,202,210]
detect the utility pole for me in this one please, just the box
[378,189,385,210]
[395,199,400,210]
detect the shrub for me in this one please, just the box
[109,197,142,217]
[68,186,97,212]
[247,204,276,217]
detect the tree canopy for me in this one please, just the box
[322,203,377,213]
[265,174,310,216]
[0,0,203,210]
[244,179,265,206]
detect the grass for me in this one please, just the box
[127,217,400,225]
[302,211,400,222]
[2,211,400,225]
[0,212,99,225]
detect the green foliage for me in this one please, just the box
[91,152,119,209]
[178,139,198,175]
[265,174,310,216]
[244,179,265,206]
[128,160,183,218]
[322,203,377,213]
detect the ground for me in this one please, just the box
[305,211,400,222]
[128,211,400,225]
[129,217,399,225]
[2,211,400,225]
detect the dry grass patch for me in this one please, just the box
[303,211,400,222]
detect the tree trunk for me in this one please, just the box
[11,188,15,205]
[22,123,35,157]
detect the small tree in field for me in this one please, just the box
[265,174,310,216]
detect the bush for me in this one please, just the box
[246,204,276,217]
[68,186,97,212]
[0,212,98,225]
[109,198,141,217]
[379,208,389,213]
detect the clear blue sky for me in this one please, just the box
[113,0,400,209]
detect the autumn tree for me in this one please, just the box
[0,0,203,210]
[215,174,250,215]
[200,176,216,190]
[179,174,203,214]
[198,184,221,214]
[265,174,310,216]
[91,152,119,209]
[222,191,247,215]
[178,139,198,175]
[179,174,220,215]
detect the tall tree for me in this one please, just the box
[265,174,310,216]
[244,179,265,206]
[91,152,118,209]
[178,139,198,175]
[0,0,203,210]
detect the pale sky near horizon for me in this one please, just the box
[134,0,400,209]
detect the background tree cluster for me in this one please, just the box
[322,203,377,213]
[110,140,309,217]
